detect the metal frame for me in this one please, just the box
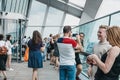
[41,5,49,36]
[36,0,83,18]
[73,10,120,29]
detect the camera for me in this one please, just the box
[72,33,78,40]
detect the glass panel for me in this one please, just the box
[43,27,60,38]
[69,0,86,7]
[96,0,120,18]
[23,0,28,16]
[28,1,46,26]
[5,20,17,34]
[45,7,64,26]
[3,19,19,43]
[18,0,24,14]
[58,0,66,3]
[5,0,12,12]
[64,14,80,27]
[0,0,2,11]
[23,0,29,16]
[80,17,109,51]
[21,0,26,14]
[78,16,109,74]
[11,0,16,12]
[25,27,42,38]
[14,0,20,13]
[72,27,79,34]
[110,12,120,26]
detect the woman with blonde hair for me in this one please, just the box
[87,26,120,80]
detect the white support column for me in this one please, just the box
[79,0,103,24]
[41,5,49,36]
[58,12,66,34]
[0,19,4,34]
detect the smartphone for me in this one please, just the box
[80,51,91,57]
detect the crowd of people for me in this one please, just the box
[0,25,120,80]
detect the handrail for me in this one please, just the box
[73,10,120,29]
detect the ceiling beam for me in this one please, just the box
[80,0,103,24]
[36,0,83,18]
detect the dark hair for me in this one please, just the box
[63,26,71,33]
[79,32,85,36]
[49,34,52,37]
[6,35,11,40]
[24,36,26,38]
[32,30,42,44]
[0,34,4,40]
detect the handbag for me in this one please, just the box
[24,47,29,62]
[0,44,8,55]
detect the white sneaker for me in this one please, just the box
[8,68,14,71]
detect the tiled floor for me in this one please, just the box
[0,61,89,80]
[0,61,59,80]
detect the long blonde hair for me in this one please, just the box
[106,26,120,47]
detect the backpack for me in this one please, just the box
[0,46,8,55]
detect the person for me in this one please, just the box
[87,26,120,80]
[57,26,83,80]
[42,37,48,62]
[53,34,60,69]
[26,37,31,43]
[49,36,55,65]
[22,36,27,56]
[75,32,85,80]
[87,25,111,80]
[28,30,44,80]
[46,34,53,60]
[0,34,8,80]
[79,32,85,47]
[6,35,17,71]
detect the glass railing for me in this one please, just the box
[72,10,120,79]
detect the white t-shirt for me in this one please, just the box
[57,37,77,65]
[6,40,13,55]
[91,40,112,80]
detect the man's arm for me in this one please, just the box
[75,35,84,52]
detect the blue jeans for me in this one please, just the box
[59,65,76,80]
[42,47,47,61]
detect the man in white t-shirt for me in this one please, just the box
[87,25,112,80]
[57,26,83,80]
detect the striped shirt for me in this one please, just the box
[57,38,77,65]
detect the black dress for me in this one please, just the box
[95,53,120,80]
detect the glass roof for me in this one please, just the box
[96,0,120,18]
[64,13,80,27]
[27,0,81,38]
[28,1,46,26]
[26,0,120,38]
[45,7,64,26]
[69,0,86,8]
